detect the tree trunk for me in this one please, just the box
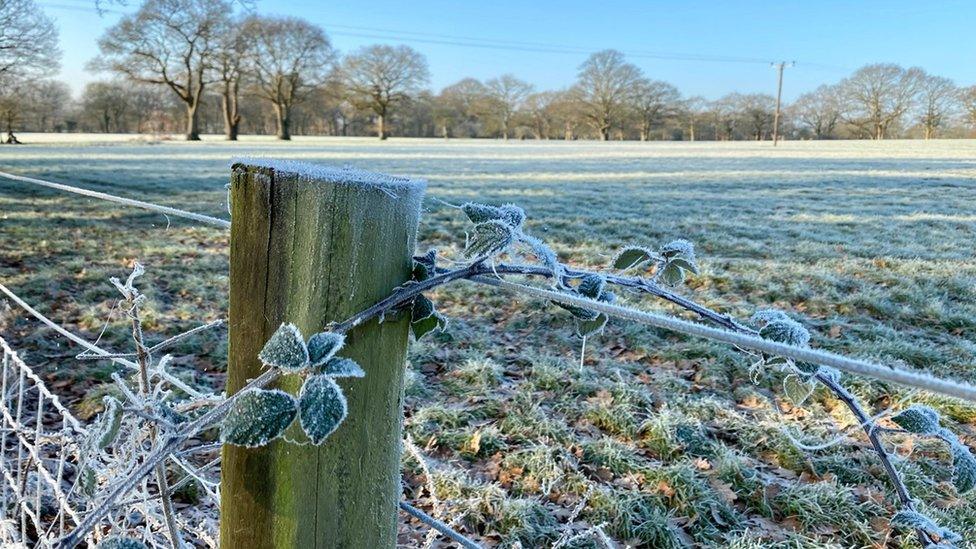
[186,102,201,141]
[275,103,291,140]
[599,126,610,141]
[222,83,240,141]
[377,111,387,140]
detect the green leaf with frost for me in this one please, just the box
[521,234,564,285]
[576,313,608,338]
[669,257,699,274]
[258,323,309,372]
[751,309,792,326]
[307,332,345,368]
[891,405,941,435]
[97,537,148,549]
[318,357,365,378]
[759,319,811,347]
[411,295,447,340]
[221,389,297,447]
[577,273,606,299]
[299,375,348,445]
[413,249,438,281]
[465,219,517,258]
[951,442,976,493]
[155,401,188,426]
[658,261,686,286]
[660,239,695,261]
[612,246,655,270]
[94,396,123,450]
[461,202,525,229]
[77,465,97,497]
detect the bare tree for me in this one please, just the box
[712,94,740,141]
[214,20,249,140]
[0,0,59,81]
[790,84,841,139]
[0,0,59,143]
[961,86,976,134]
[485,74,533,140]
[522,91,559,139]
[679,96,708,141]
[93,0,229,140]
[631,78,680,141]
[838,63,924,140]
[916,73,957,139]
[571,50,642,141]
[24,79,70,132]
[737,93,776,140]
[242,15,334,140]
[342,44,430,140]
[435,78,489,138]
[81,81,132,133]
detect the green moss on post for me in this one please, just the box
[221,161,425,548]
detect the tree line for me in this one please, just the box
[5,0,976,142]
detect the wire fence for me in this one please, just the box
[0,336,87,546]
[2,168,975,548]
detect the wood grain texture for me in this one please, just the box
[221,163,425,548]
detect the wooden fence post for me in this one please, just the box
[220,161,426,548]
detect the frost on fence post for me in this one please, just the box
[220,160,425,548]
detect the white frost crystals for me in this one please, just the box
[221,323,362,447]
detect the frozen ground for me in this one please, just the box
[1,135,976,546]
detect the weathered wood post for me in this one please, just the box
[221,160,425,547]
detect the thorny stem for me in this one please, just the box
[126,298,183,549]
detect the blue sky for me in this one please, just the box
[41,0,976,101]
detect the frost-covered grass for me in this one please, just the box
[2,135,976,546]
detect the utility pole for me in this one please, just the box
[771,61,794,146]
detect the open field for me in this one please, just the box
[2,135,976,547]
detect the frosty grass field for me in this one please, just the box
[2,135,976,546]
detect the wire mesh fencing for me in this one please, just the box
[0,336,87,547]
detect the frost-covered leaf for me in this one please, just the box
[412,311,447,340]
[759,319,811,347]
[669,257,699,275]
[577,273,606,299]
[751,309,791,326]
[521,234,564,286]
[891,405,941,435]
[299,375,348,445]
[658,261,686,286]
[411,295,449,340]
[553,300,600,322]
[660,239,695,261]
[94,396,123,450]
[318,357,365,378]
[221,389,297,447]
[76,464,97,498]
[412,294,435,321]
[258,323,309,372]
[612,246,654,270]
[890,510,962,544]
[307,332,345,368]
[465,219,517,258]
[576,313,608,338]
[413,249,438,282]
[951,442,976,493]
[97,537,148,549]
[461,202,525,229]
